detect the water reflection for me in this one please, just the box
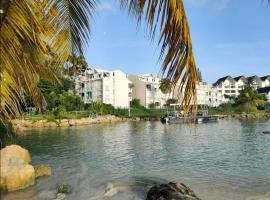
[2,119,270,200]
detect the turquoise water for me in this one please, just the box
[2,119,270,200]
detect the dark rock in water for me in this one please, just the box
[146,181,201,200]
[57,184,71,194]
[34,164,52,178]
[263,131,270,134]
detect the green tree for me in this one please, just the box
[160,78,172,94]
[197,68,203,82]
[131,99,141,108]
[66,54,88,77]
[235,85,266,113]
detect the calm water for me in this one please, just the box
[2,119,270,200]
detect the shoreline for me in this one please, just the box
[12,113,270,132]
[12,115,136,131]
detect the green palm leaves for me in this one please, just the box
[0,0,96,123]
[0,0,198,123]
[121,0,199,112]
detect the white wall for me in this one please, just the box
[75,69,130,108]
[113,71,130,108]
[128,74,166,108]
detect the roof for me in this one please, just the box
[234,76,246,82]
[257,87,270,94]
[213,76,234,86]
[261,75,270,81]
[247,75,261,81]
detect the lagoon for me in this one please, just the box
[2,119,270,200]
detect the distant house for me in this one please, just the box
[213,75,270,103]
[213,76,237,102]
[247,76,263,89]
[261,75,270,88]
[257,87,270,103]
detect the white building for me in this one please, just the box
[257,87,270,103]
[75,68,132,108]
[196,83,223,107]
[172,82,222,107]
[128,74,167,108]
[260,76,270,88]
[213,75,270,102]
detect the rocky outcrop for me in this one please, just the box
[12,115,130,130]
[0,145,51,192]
[146,181,201,200]
[34,164,52,178]
[231,113,270,120]
[0,145,35,192]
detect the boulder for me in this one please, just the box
[0,145,35,192]
[0,145,31,164]
[146,181,201,200]
[34,164,52,178]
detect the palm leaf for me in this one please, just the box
[120,0,199,113]
[0,0,96,124]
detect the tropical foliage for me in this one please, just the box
[0,0,198,124]
[235,84,266,113]
[160,78,172,94]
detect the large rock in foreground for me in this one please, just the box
[0,145,35,192]
[146,182,201,200]
[0,145,31,164]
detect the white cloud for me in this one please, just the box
[214,0,230,11]
[188,0,209,7]
[96,1,116,14]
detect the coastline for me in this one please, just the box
[12,115,135,131]
[12,113,270,132]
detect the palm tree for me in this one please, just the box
[0,0,198,123]
[160,78,172,94]
[66,54,88,77]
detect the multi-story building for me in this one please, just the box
[213,75,270,102]
[196,82,223,107]
[172,82,222,107]
[128,74,167,108]
[75,68,131,108]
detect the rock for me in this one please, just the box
[0,145,31,164]
[146,181,201,200]
[34,164,52,178]
[55,193,66,200]
[57,184,71,194]
[0,145,35,192]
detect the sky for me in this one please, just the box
[85,0,270,84]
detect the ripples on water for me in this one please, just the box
[2,119,270,200]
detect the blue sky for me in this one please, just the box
[85,0,270,83]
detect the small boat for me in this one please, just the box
[196,118,203,123]
[262,131,270,134]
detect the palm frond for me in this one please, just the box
[50,0,97,56]
[0,0,96,123]
[120,0,199,113]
